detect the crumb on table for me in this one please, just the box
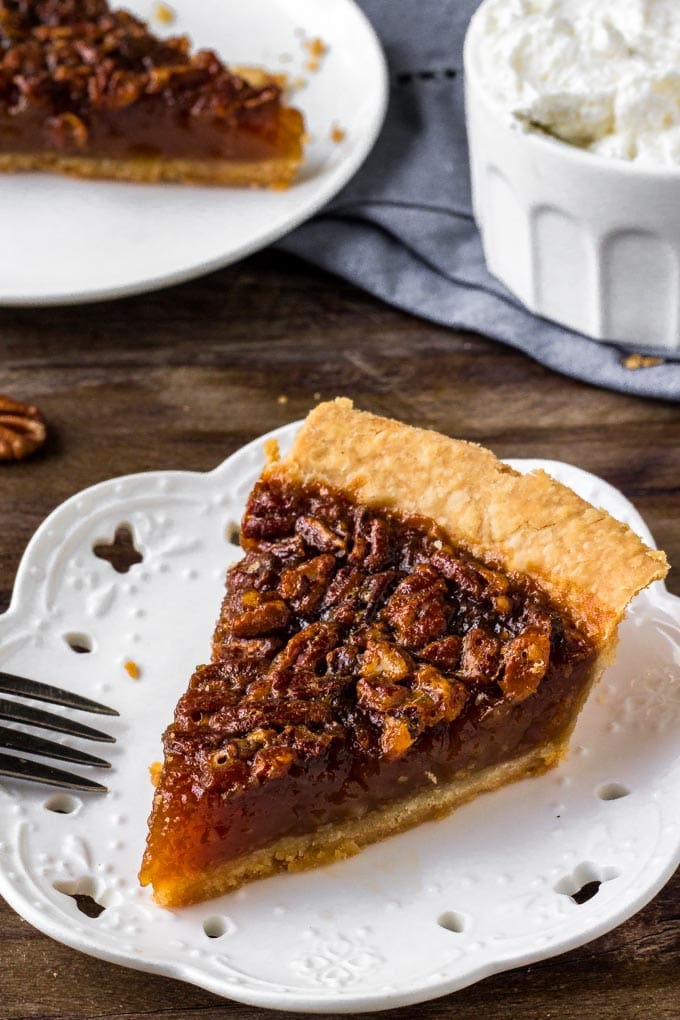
[277,394,289,405]
[621,353,665,370]
[124,659,141,679]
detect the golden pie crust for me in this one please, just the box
[0,148,302,188]
[276,399,666,644]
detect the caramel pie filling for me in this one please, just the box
[140,477,596,889]
[0,1,303,161]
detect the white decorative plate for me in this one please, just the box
[0,0,387,306]
[0,423,678,1014]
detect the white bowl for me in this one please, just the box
[464,3,680,354]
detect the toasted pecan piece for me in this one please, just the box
[0,394,46,462]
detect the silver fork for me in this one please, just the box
[0,670,118,793]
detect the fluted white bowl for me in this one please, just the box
[464,3,680,354]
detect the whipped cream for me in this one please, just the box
[473,0,680,166]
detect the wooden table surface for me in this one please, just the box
[1,251,678,1020]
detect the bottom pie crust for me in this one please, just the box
[0,151,301,189]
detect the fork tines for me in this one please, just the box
[0,670,119,715]
[0,698,115,742]
[0,671,118,793]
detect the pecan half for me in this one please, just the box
[459,628,500,684]
[432,548,510,598]
[357,676,410,714]
[381,565,449,648]
[500,625,551,702]
[278,553,336,615]
[295,514,346,554]
[412,664,468,724]
[251,744,297,781]
[322,564,365,624]
[269,621,341,675]
[360,636,411,682]
[231,593,290,637]
[358,569,400,620]
[0,394,46,462]
[349,511,391,570]
[213,636,282,677]
[226,550,278,595]
[419,635,462,672]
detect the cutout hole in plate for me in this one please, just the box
[93,524,143,574]
[437,911,466,934]
[571,881,601,905]
[63,632,93,654]
[203,915,229,939]
[555,862,621,905]
[44,793,80,815]
[54,877,106,918]
[596,782,631,801]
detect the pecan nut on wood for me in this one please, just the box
[0,394,46,462]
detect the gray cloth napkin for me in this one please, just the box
[279,0,680,402]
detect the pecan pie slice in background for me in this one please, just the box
[0,0,304,187]
[140,399,668,907]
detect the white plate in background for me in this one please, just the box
[0,0,387,306]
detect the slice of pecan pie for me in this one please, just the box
[0,0,304,187]
[140,399,668,907]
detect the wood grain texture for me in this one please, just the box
[0,251,678,1019]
